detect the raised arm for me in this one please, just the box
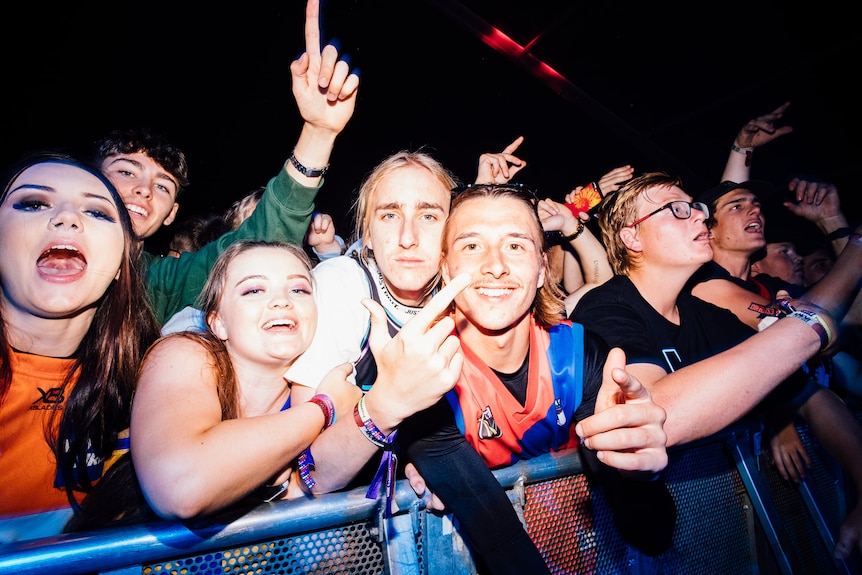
[144,0,360,325]
[538,195,613,314]
[288,0,359,185]
[722,102,793,183]
[783,179,851,254]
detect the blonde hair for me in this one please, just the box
[349,150,459,300]
[351,150,458,248]
[597,172,683,276]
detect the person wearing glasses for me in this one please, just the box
[571,173,758,385]
[571,172,862,562]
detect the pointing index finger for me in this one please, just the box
[501,136,524,155]
[402,273,470,334]
[305,0,322,65]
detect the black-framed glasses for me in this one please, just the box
[451,182,539,205]
[626,200,709,227]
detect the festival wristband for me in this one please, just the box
[297,448,316,490]
[354,395,389,448]
[731,143,753,166]
[309,394,336,430]
[785,308,833,352]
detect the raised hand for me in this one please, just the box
[783,179,844,224]
[290,0,359,136]
[576,347,668,476]
[537,196,584,235]
[361,273,471,431]
[596,165,635,196]
[734,102,793,149]
[305,212,340,253]
[475,136,527,184]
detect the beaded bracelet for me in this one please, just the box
[354,395,399,518]
[309,394,336,430]
[354,395,389,448]
[560,218,585,242]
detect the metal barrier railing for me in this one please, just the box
[0,417,859,575]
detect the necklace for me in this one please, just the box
[369,258,423,320]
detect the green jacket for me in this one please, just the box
[144,164,320,326]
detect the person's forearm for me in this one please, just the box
[570,230,613,285]
[652,317,821,446]
[307,388,400,493]
[288,122,339,186]
[804,228,862,317]
[721,145,751,183]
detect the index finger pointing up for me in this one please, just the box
[401,273,471,336]
[305,0,322,65]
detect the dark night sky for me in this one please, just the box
[2,1,858,251]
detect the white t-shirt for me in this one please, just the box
[285,252,423,388]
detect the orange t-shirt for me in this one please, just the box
[0,351,77,517]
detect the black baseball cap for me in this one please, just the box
[695,180,774,209]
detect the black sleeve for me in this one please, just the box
[398,398,551,575]
[576,330,677,557]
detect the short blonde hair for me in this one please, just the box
[597,172,683,276]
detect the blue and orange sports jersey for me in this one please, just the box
[446,318,585,468]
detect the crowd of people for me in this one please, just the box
[1,0,860,572]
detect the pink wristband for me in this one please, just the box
[309,394,336,430]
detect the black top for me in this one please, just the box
[572,275,753,372]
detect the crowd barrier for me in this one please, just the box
[1,416,860,575]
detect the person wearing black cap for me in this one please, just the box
[569,166,862,561]
[690,176,862,563]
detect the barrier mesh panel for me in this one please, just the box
[524,474,601,574]
[523,442,756,574]
[143,520,385,575]
[658,442,754,574]
[758,422,845,574]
